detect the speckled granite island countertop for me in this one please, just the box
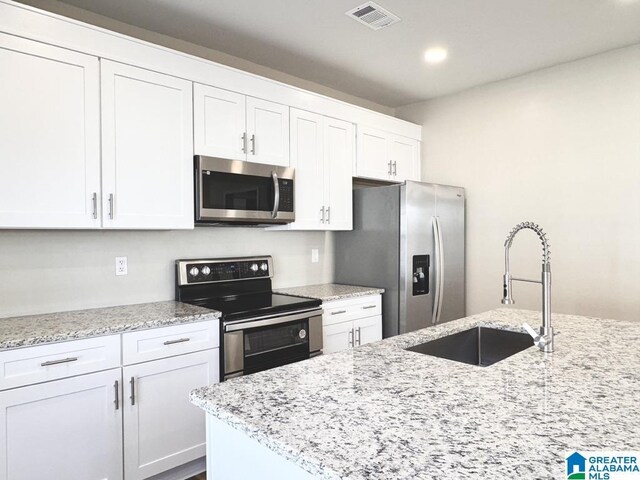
[0,301,221,350]
[191,308,640,479]
[274,283,384,302]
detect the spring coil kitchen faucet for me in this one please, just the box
[501,221,554,353]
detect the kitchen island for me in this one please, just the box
[190,308,640,479]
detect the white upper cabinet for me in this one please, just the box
[194,84,290,166]
[324,117,354,230]
[0,34,101,229]
[246,97,290,167]
[289,109,325,229]
[193,84,246,161]
[278,109,353,231]
[356,126,420,182]
[101,61,194,229]
[390,134,419,181]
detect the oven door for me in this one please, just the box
[195,155,295,224]
[223,308,323,380]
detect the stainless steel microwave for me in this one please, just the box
[194,156,295,225]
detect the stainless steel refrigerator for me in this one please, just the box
[335,181,465,338]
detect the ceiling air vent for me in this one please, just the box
[346,2,401,31]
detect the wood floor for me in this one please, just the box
[187,474,206,480]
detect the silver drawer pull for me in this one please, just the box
[331,310,347,315]
[41,357,78,367]
[163,337,190,345]
[362,305,377,309]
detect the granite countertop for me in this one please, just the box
[191,308,640,479]
[274,283,384,302]
[0,301,221,350]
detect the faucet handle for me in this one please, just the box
[522,323,539,339]
[523,322,554,352]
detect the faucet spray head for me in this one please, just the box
[501,274,514,305]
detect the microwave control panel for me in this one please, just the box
[278,179,294,212]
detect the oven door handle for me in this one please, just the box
[271,171,280,219]
[225,308,323,332]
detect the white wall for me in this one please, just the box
[397,45,640,322]
[0,229,333,318]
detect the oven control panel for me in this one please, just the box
[177,257,272,285]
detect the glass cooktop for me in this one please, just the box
[190,293,321,321]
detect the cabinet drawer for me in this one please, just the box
[322,295,382,327]
[122,320,219,365]
[0,335,121,390]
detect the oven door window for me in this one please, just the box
[243,319,309,375]
[202,171,275,213]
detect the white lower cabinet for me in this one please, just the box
[0,321,220,480]
[123,350,218,480]
[0,368,123,480]
[322,295,383,355]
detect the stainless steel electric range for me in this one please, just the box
[175,256,323,381]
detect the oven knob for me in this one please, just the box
[260,263,268,272]
[299,329,307,339]
[189,266,199,277]
[250,263,259,272]
[201,266,211,276]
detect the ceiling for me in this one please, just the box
[51,0,640,107]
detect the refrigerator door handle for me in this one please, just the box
[436,216,445,324]
[432,216,445,324]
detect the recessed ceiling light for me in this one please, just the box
[424,47,448,64]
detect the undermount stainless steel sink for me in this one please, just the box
[405,326,534,367]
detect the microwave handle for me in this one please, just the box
[271,171,280,219]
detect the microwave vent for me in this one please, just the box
[346,2,400,31]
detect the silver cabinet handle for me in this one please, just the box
[114,380,120,410]
[41,357,78,367]
[393,161,397,176]
[163,337,190,345]
[387,160,392,176]
[331,310,347,315]
[271,171,280,219]
[326,206,331,224]
[362,305,376,310]
[108,193,114,220]
[348,328,354,347]
[130,376,136,406]
[250,134,256,155]
[92,192,98,219]
[241,132,247,153]
[356,327,361,346]
[320,206,325,224]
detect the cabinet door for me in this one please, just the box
[101,61,194,229]
[193,83,246,161]
[391,136,419,181]
[322,320,354,355]
[123,350,218,480]
[354,315,383,347]
[355,126,391,181]
[288,109,324,229]
[324,118,354,231]
[246,97,289,166]
[0,33,101,229]
[0,369,122,480]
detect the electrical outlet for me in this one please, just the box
[311,248,319,263]
[115,256,128,276]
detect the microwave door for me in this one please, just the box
[194,156,294,224]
